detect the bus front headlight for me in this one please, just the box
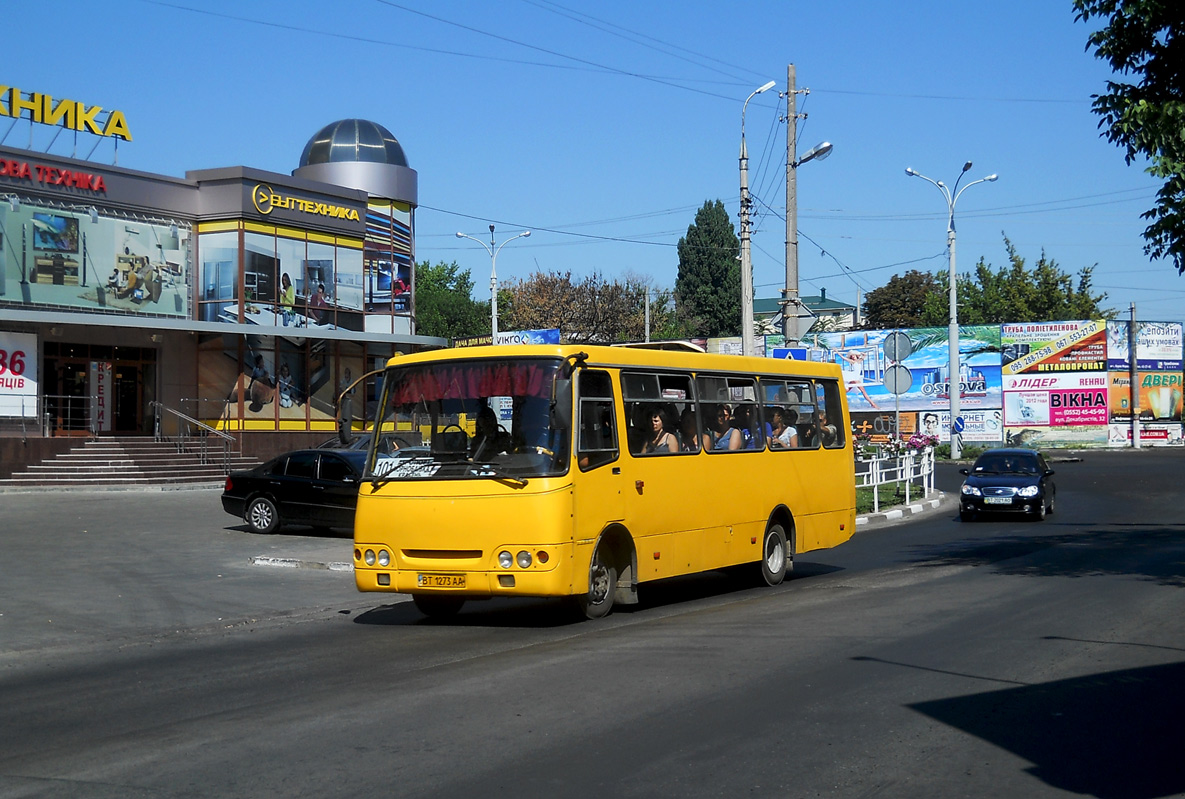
[364,549,377,566]
[516,550,533,569]
[499,550,514,569]
[378,549,391,567]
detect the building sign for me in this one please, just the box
[0,331,37,418]
[251,183,360,222]
[1001,320,1107,374]
[453,329,561,348]
[89,361,112,432]
[0,85,131,141]
[0,158,107,193]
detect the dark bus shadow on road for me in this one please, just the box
[351,560,845,629]
[903,524,1185,587]
[905,658,1185,799]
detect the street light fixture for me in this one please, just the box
[739,80,777,357]
[905,162,998,459]
[456,225,531,340]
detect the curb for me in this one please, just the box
[250,556,353,572]
[856,491,950,530]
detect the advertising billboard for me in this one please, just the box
[1106,321,1183,372]
[0,331,37,417]
[1002,371,1110,447]
[805,326,1002,413]
[1001,320,1107,375]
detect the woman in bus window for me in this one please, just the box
[641,407,678,454]
[769,406,799,448]
[679,407,700,452]
[708,404,733,450]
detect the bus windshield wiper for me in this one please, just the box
[464,458,528,487]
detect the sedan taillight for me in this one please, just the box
[224,477,233,491]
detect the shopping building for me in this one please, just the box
[0,117,444,461]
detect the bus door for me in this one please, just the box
[572,369,624,547]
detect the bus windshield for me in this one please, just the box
[368,357,571,482]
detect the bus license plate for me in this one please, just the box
[984,496,1012,505]
[418,573,466,588]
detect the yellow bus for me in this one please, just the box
[352,344,855,619]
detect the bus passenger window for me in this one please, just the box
[577,370,617,470]
[812,380,846,449]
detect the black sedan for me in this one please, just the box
[221,449,367,534]
[959,448,1056,521]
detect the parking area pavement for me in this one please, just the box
[0,483,952,658]
[0,488,372,658]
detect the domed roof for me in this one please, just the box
[298,119,409,168]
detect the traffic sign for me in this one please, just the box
[883,331,912,363]
[953,415,966,434]
[884,364,913,395]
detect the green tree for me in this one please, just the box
[501,270,675,343]
[1074,1,1185,273]
[674,200,740,337]
[860,269,943,329]
[918,237,1114,324]
[413,260,489,339]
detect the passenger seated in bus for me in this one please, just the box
[769,406,799,448]
[471,406,510,460]
[708,404,733,450]
[640,407,678,454]
[805,409,837,447]
[679,407,699,452]
[731,404,758,449]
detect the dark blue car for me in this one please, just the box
[959,448,1056,522]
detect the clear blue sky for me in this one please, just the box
[7,0,1178,324]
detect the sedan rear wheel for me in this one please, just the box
[246,496,280,534]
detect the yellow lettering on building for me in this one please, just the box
[0,85,132,141]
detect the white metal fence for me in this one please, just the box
[855,447,937,513]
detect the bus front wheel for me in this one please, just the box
[576,545,617,620]
[412,594,465,619]
[760,524,789,586]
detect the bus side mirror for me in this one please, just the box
[550,380,572,431]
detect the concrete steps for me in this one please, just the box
[0,436,260,489]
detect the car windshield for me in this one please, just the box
[973,453,1038,475]
[366,357,571,483]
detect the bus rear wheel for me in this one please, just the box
[412,594,465,618]
[575,544,617,620]
[760,523,789,586]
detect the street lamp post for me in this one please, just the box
[783,137,832,342]
[455,225,531,340]
[739,80,777,357]
[905,162,997,459]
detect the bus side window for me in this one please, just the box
[577,370,618,470]
[813,379,846,449]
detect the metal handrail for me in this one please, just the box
[151,400,235,472]
[855,447,937,513]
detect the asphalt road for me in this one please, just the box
[1,449,1183,798]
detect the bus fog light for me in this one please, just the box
[499,551,514,569]
[365,549,376,566]
[516,550,533,568]
[378,549,390,566]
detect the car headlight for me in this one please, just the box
[1017,485,1040,497]
[498,550,514,569]
[961,484,981,496]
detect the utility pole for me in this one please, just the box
[784,64,799,344]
